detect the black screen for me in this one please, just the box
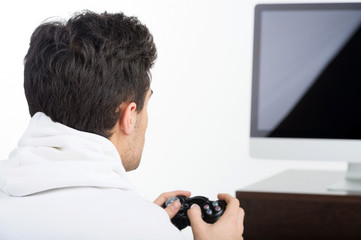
[251,3,361,139]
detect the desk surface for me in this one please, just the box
[241,169,360,196]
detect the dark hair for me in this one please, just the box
[24,11,157,138]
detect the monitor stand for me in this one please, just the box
[328,162,361,193]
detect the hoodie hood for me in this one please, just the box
[0,112,135,197]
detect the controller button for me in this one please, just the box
[206,209,213,215]
[203,204,210,210]
[165,197,180,207]
[215,206,221,212]
[212,201,219,207]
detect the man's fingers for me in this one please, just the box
[217,193,240,208]
[164,200,181,219]
[217,193,244,221]
[153,190,191,206]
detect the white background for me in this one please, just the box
[0,0,353,238]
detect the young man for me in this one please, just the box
[0,11,244,239]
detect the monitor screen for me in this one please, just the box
[251,3,361,140]
[250,3,361,163]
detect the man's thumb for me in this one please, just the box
[165,200,181,219]
[187,204,204,228]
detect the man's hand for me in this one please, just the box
[187,193,244,240]
[154,190,191,219]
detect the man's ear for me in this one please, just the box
[120,102,137,136]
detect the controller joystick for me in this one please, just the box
[162,195,226,230]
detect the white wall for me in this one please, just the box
[0,0,352,238]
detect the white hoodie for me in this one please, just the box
[0,113,185,240]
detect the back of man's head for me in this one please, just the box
[24,11,157,138]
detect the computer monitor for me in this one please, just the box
[250,3,361,192]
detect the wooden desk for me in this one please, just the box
[236,170,361,240]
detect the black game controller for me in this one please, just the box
[162,195,226,230]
